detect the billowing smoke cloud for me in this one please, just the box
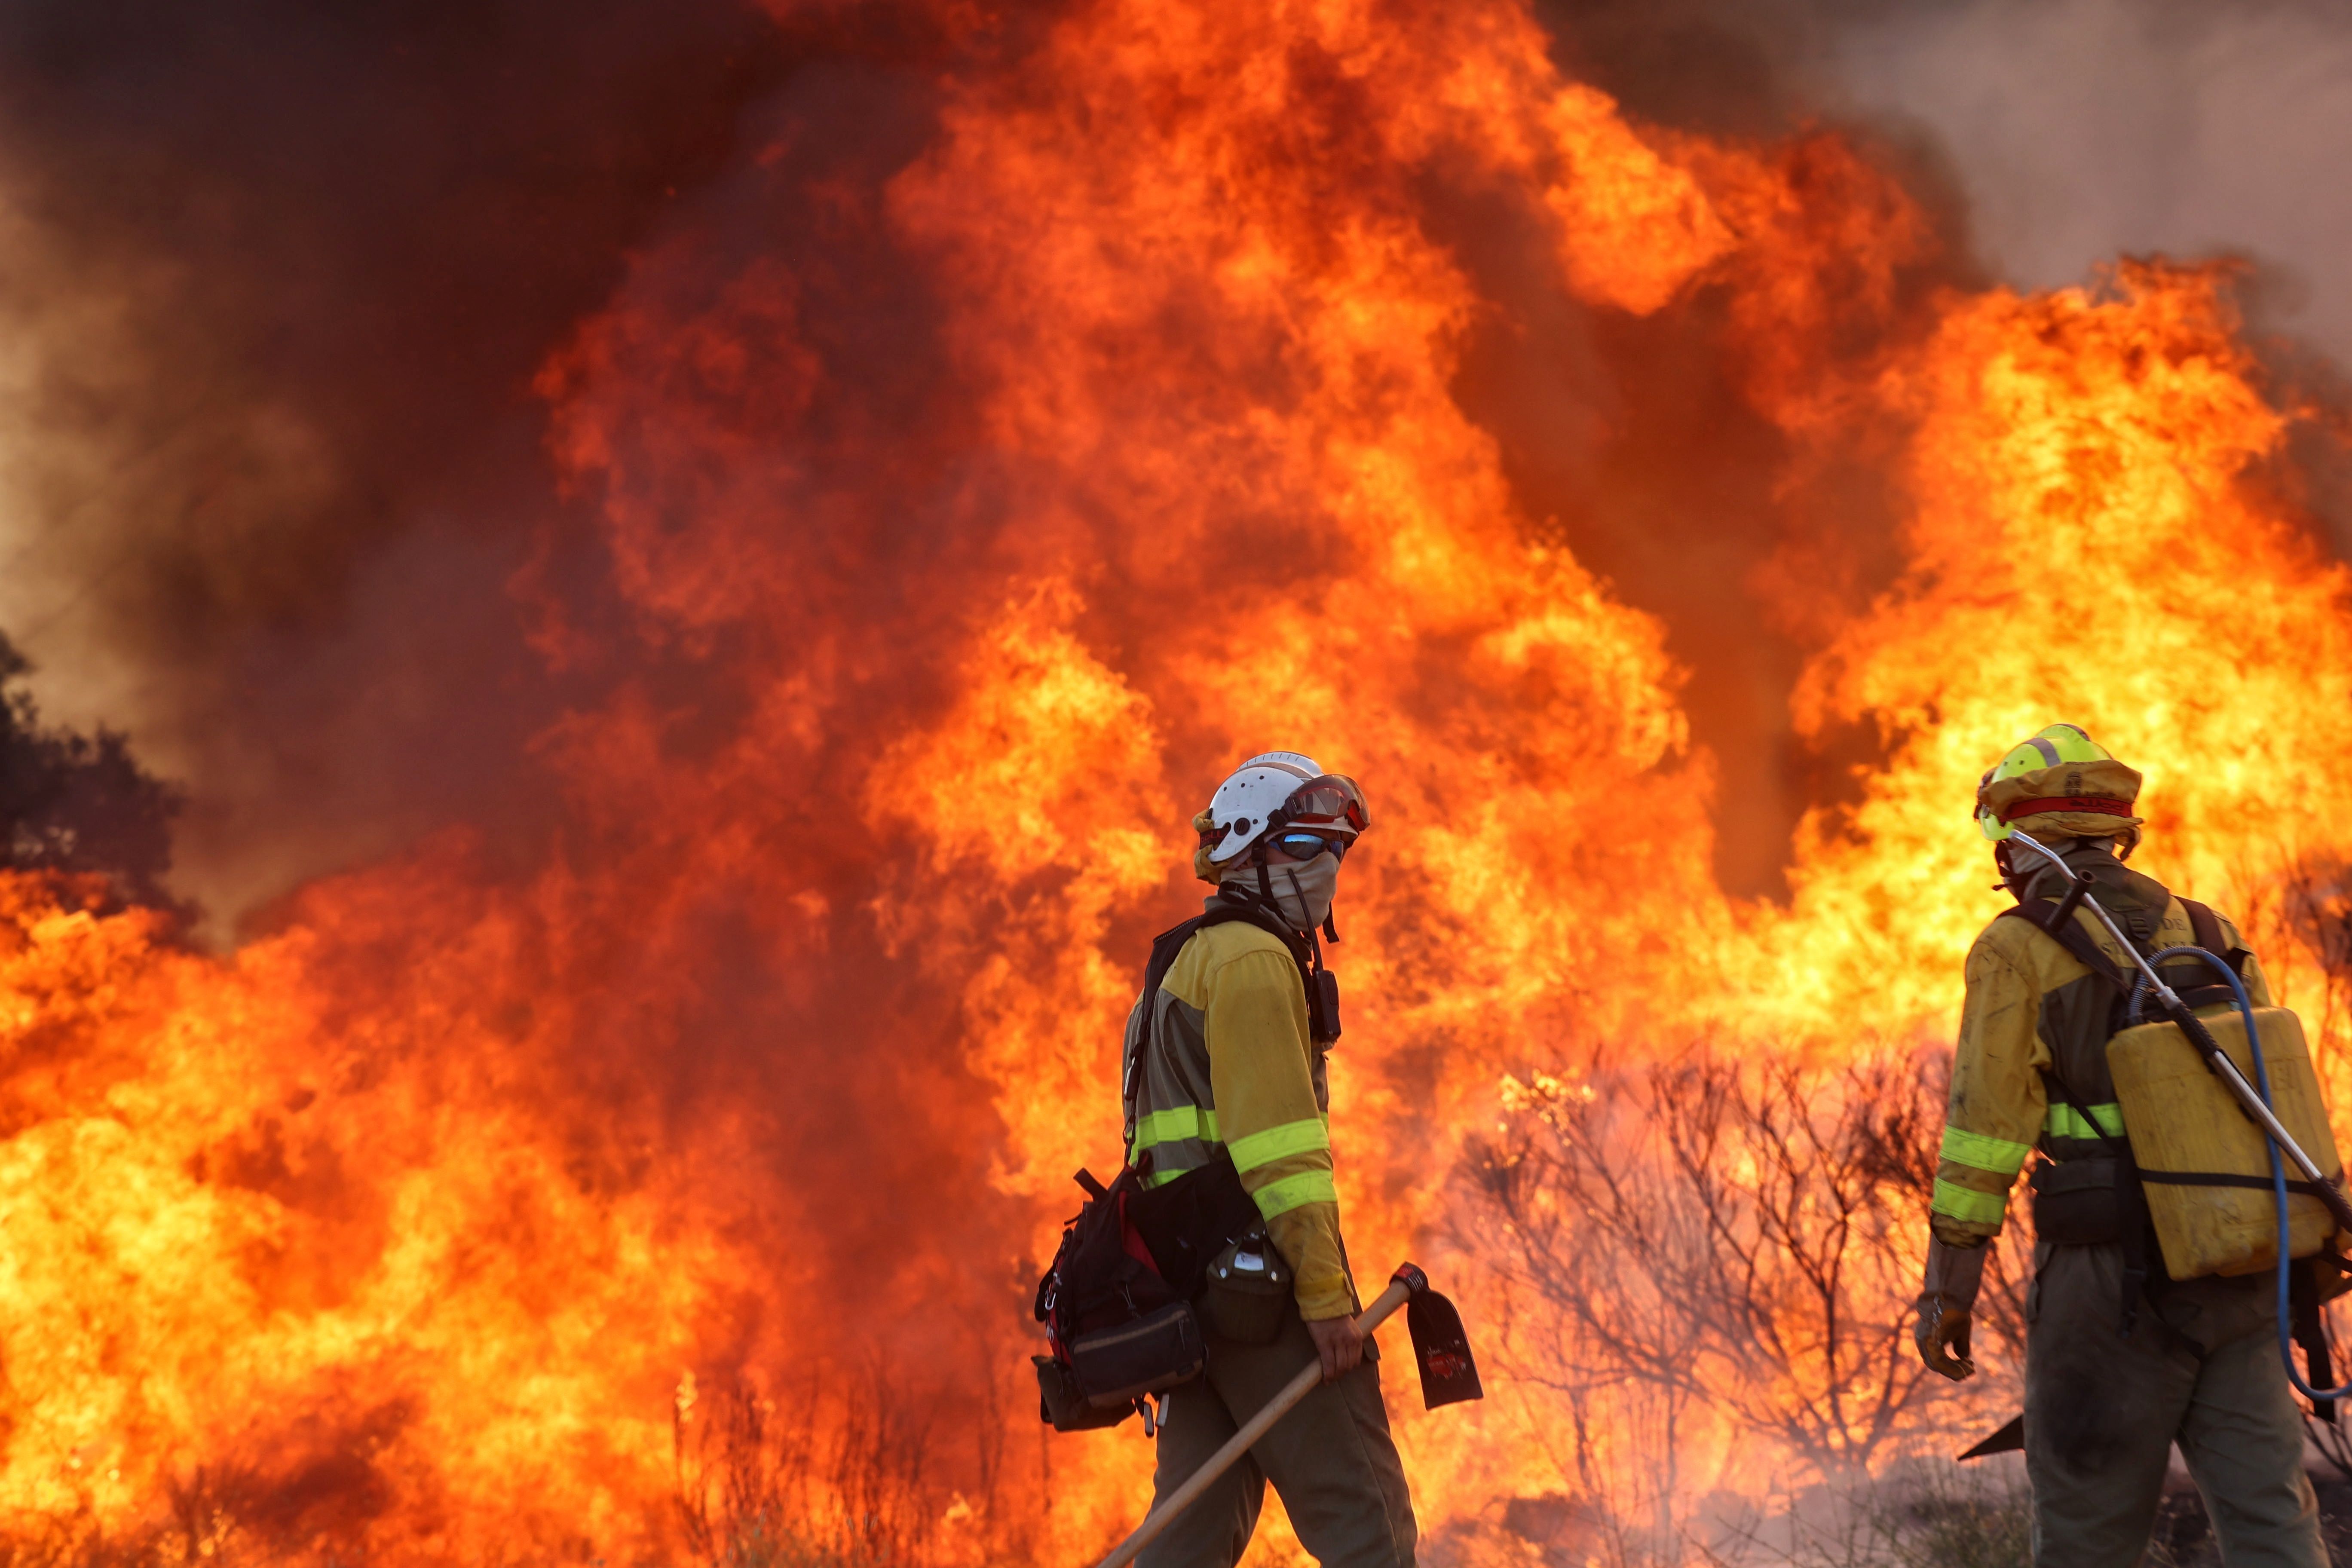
[3,0,2347,923]
[1813,0,2352,361]
[1546,0,2352,373]
[0,0,785,931]
[1806,0,2352,562]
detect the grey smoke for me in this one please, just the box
[0,1,785,934]
[1815,0,2352,363]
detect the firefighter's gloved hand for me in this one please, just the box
[1915,1298,1975,1381]
[1307,1312,1365,1383]
[1915,1236,1989,1381]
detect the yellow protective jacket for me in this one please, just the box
[1932,849,2270,1248]
[1121,910,1354,1320]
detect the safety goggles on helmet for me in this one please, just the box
[1271,775,1369,834]
[1267,831,1350,863]
[1973,722,2114,842]
[1201,756,1372,867]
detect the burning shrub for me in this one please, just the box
[672,1373,943,1568]
[1463,1050,2029,1560]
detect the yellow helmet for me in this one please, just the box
[1974,723,2116,841]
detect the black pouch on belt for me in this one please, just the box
[2030,1156,2126,1246]
[1202,1227,1291,1345]
[1126,1151,1263,1302]
[1033,1354,1135,1432]
[1066,1302,1206,1410]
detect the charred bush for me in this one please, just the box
[1461,1047,2029,1557]
[0,633,181,916]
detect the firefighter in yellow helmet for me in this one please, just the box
[1915,723,2328,1566]
[1126,752,1416,1568]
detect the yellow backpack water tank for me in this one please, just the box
[2106,1005,2344,1279]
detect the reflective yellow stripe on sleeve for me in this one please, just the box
[1932,1179,2007,1226]
[1226,1117,1331,1174]
[2045,1102,2123,1141]
[1939,1125,2032,1177]
[1251,1170,1340,1218]
[1131,1105,1221,1153]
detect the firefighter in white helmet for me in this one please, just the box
[1126,752,1416,1568]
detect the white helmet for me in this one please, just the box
[1199,752,1370,867]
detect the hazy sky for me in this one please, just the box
[1816,0,2352,363]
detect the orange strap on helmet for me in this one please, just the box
[1999,795,2134,823]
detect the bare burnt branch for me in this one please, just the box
[1468,1046,1996,1489]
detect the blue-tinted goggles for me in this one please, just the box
[1268,832,1349,863]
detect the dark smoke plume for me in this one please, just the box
[7,0,2349,924]
[0,0,787,931]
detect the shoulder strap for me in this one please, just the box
[1200,892,1341,1045]
[2180,897,2251,977]
[1122,895,1339,1150]
[1999,899,2138,1139]
[1998,901,2134,992]
[2183,898,2226,961]
[1197,892,1314,967]
[1999,900,2153,1330]
[2164,897,2253,1013]
[1122,915,1209,1148]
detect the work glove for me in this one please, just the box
[1914,1236,1988,1382]
[1915,1301,1974,1381]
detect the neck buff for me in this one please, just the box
[1223,852,1340,933]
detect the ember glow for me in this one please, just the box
[6,0,2351,1563]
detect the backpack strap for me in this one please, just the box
[1202,889,1345,1043]
[1999,898,2156,1333]
[1120,894,1334,1154]
[1122,915,1209,1152]
[2183,898,2228,963]
[2174,898,2253,1011]
[1197,890,1317,977]
[1999,900,2136,991]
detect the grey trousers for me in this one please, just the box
[1135,1306,1417,1568]
[2025,1241,2325,1567]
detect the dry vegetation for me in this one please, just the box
[673,1375,949,1568]
[1453,1047,2034,1565]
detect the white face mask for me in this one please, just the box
[1223,852,1340,932]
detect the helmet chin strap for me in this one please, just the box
[1251,855,1340,946]
[1993,840,2024,899]
[1257,859,1308,934]
[1286,863,1343,945]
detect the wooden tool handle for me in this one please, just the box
[1090,1276,1415,1568]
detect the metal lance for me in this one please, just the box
[2006,830,2352,1236]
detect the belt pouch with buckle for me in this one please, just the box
[1202,1229,1291,1345]
[2030,1156,2125,1246]
[1033,1354,1135,1431]
[1067,1301,1205,1409]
